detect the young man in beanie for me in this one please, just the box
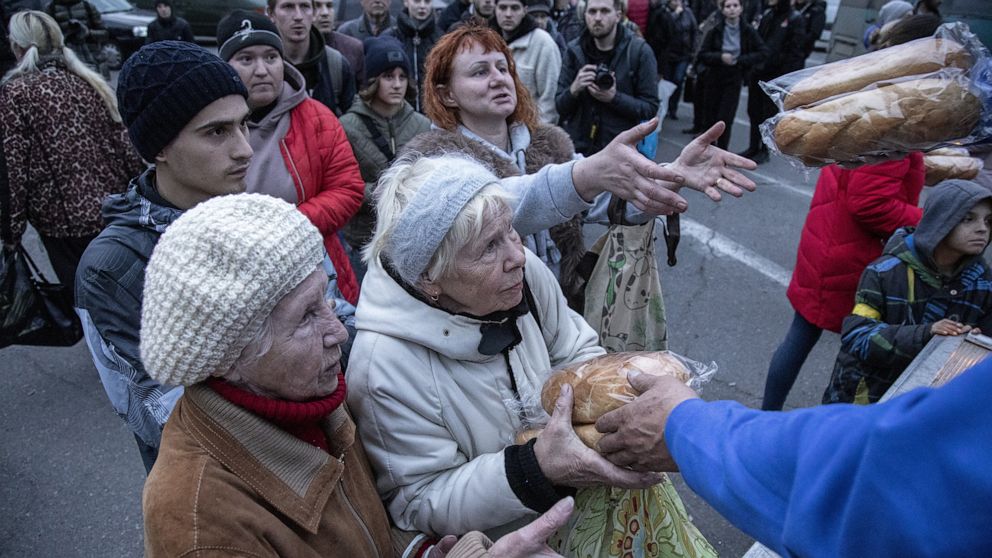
[139,193,576,557]
[145,0,194,44]
[494,0,561,123]
[267,0,356,115]
[74,40,253,473]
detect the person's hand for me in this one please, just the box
[669,122,758,202]
[489,497,574,557]
[570,64,598,96]
[720,52,736,65]
[572,119,690,214]
[533,384,663,488]
[588,77,616,103]
[931,319,973,336]
[427,535,459,558]
[596,371,699,472]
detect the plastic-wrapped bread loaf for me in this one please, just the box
[540,352,691,424]
[781,37,972,110]
[924,155,982,185]
[515,424,605,452]
[772,74,982,166]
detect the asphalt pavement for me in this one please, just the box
[1,82,842,556]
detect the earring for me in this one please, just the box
[430,292,439,303]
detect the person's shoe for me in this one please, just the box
[682,126,700,134]
[751,149,770,164]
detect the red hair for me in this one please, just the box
[422,24,539,131]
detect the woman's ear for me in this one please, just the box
[417,275,442,301]
[437,84,458,108]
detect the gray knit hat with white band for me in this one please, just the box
[140,194,325,387]
[387,158,504,285]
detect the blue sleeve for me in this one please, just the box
[666,360,992,558]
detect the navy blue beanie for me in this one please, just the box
[363,37,411,81]
[116,41,248,162]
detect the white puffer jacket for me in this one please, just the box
[347,249,604,537]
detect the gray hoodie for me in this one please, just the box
[910,179,992,273]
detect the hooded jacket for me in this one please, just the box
[556,25,659,155]
[338,97,431,249]
[248,64,365,304]
[347,249,604,537]
[146,12,194,44]
[787,154,925,333]
[824,179,992,404]
[504,24,562,124]
[75,170,185,448]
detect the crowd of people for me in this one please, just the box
[2,0,991,555]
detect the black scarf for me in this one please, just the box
[499,14,538,45]
[382,258,533,355]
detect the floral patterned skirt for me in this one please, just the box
[548,475,718,558]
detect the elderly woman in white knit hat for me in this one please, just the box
[346,154,711,546]
[138,193,574,558]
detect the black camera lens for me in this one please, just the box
[593,64,614,89]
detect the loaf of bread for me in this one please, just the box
[782,37,972,110]
[541,352,691,424]
[772,74,982,166]
[515,424,606,452]
[924,155,982,185]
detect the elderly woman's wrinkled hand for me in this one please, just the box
[533,384,664,489]
[488,497,573,558]
[669,122,758,202]
[595,371,699,473]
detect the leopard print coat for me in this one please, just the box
[0,60,143,243]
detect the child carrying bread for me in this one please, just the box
[824,179,992,404]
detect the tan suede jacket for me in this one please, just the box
[143,384,494,557]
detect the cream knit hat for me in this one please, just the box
[140,194,325,386]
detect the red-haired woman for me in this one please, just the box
[405,24,598,308]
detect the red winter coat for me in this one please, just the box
[283,99,364,304]
[786,153,924,332]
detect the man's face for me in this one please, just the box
[314,0,334,33]
[229,270,348,402]
[270,0,314,44]
[156,95,253,205]
[474,0,496,17]
[361,0,389,18]
[155,2,172,18]
[584,0,619,39]
[496,0,526,33]
[404,0,433,21]
[532,11,549,28]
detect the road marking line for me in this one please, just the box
[673,216,792,288]
[658,137,814,199]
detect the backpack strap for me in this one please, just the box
[523,279,543,334]
[356,113,394,162]
[325,47,344,101]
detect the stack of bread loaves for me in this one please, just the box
[759,28,989,167]
[516,352,691,453]
[923,147,984,185]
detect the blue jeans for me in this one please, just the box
[762,311,823,410]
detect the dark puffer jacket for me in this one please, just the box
[555,25,659,155]
[753,5,806,79]
[382,11,441,111]
[824,180,992,405]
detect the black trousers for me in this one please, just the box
[746,76,778,152]
[701,73,743,150]
[39,234,97,305]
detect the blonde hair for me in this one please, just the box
[3,11,122,123]
[364,153,515,284]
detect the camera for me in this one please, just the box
[593,64,614,90]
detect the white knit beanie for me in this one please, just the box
[140,194,325,386]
